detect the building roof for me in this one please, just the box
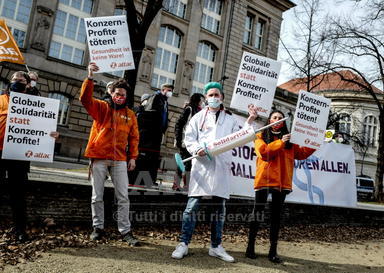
[278,70,383,94]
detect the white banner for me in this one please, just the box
[84,15,135,73]
[290,90,331,149]
[2,92,59,162]
[230,52,281,117]
[286,142,357,207]
[229,115,357,207]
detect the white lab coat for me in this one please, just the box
[184,107,246,199]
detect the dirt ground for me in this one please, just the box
[2,237,384,273]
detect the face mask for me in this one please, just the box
[207,97,221,108]
[112,95,126,105]
[166,91,173,98]
[271,120,284,131]
[10,81,27,93]
[30,80,37,88]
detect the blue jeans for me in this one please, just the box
[180,196,226,248]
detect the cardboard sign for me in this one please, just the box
[290,90,331,149]
[84,15,135,73]
[0,19,25,64]
[230,52,281,117]
[2,93,59,162]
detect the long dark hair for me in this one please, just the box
[262,110,292,149]
[187,93,204,115]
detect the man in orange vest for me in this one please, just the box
[80,63,140,246]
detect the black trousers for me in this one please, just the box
[128,151,160,186]
[249,189,287,243]
[0,151,29,233]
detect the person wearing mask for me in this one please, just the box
[80,63,140,246]
[26,71,40,96]
[129,84,173,187]
[173,93,205,191]
[245,110,315,263]
[0,71,58,242]
[171,82,258,262]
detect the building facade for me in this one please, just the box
[0,0,294,162]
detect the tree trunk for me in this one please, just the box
[374,110,384,201]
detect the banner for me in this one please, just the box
[229,115,357,207]
[230,52,281,117]
[0,19,25,64]
[290,90,331,149]
[2,92,59,162]
[84,15,135,73]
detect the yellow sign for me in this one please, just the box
[0,19,25,64]
[324,129,334,141]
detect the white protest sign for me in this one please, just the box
[84,15,135,73]
[290,90,331,149]
[2,92,59,162]
[230,52,281,117]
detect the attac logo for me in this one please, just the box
[0,26,10,45]
[304,138,311,144]
[25,150,33,158]
[110,62,117,69]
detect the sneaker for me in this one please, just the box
[90,228,105,241]
[209,245,235,263]
[171,242,188,259]
[122,231,140,246]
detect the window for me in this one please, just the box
[339,113,351,141]
[151,26,182,88]
[201,0,222,34]
[192,42,216,94]
[363,115,377,147]
[163,0,187,18]
[0,0,33,48]
[49,0,93,65]
[243,12,268,51]
[48,93,71,126]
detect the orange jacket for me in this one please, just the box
[80,78,139,161]
[0,94,9,151]
[254,132,315,191]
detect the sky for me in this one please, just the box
[277,0,360,85]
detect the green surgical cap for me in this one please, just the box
[204,82,223,94]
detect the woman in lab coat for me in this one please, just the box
[171,82,257,262]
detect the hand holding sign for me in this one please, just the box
[88,62,99,78]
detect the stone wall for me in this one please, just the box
[1,181,383,228]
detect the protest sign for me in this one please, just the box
[84,15,134,73]
[230,52,281,117]
[290,90,331,149]
[2,92,59,162]
[0,19,25,64]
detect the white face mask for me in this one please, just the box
[207,97,221,108]
[166,91,173,98]
[337,137,344,143]
[30,80,37,87]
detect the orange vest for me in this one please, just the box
[0,94,9,151]
[80,79,139,161]
[254,132,315,190]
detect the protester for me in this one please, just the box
[0,71,58,242]
[173,93,205,191]
[246,110,315,263]
[101,81,114,101]
[171,82,257,262]
[80,62,140,246]
[26,71,40,96]
[129,84,173,187]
